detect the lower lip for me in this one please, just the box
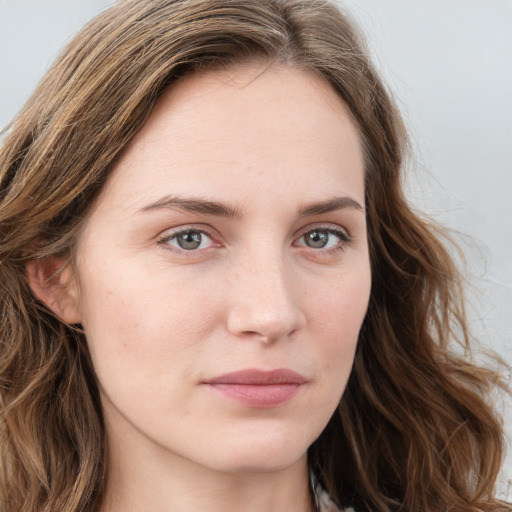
[205,383,303,408]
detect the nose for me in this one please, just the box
[226,252,306,343]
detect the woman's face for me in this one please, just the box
[72,63,371,474]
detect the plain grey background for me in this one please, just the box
[1,0,510,497]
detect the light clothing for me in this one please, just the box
[315,486,354,512]
[311,474,355,512]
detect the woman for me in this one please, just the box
[0,0,509,511]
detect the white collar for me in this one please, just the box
[310,472,355,512]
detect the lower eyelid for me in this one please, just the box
[157,227,218,250]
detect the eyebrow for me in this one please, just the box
[298,196,364,216]
[139,194,364,218]
[139,195,243,218]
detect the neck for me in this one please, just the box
[101,452,315,512]
[100,412,316,512]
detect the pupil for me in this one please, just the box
[306,231,328,248]
[178,231,202,250]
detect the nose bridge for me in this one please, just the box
[226,243,304,341]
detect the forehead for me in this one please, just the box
[98,62,365,212]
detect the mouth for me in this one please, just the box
[202,368,307,408]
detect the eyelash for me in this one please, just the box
[157,226,219,256]
[294,226,352,255]
[156,224,352,256]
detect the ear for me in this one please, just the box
[25,255,82,324]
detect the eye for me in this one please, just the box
[295,227,350,251]
[159,228,215,252]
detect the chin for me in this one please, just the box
[192,428,315,474]
[206,450,307,475]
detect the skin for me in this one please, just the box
[31,62,371,512]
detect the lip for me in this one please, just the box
[203,368,307,408]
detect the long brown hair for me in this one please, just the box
[0,1,509,510]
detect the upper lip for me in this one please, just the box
[204,368,307,385]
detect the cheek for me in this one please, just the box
[309,262,370,335]
[76,258,222,387]
[308,264,370,377]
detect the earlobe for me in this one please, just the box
[25,256,82,325]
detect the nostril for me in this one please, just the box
[239,330,273,343]
[229,312,304,343]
